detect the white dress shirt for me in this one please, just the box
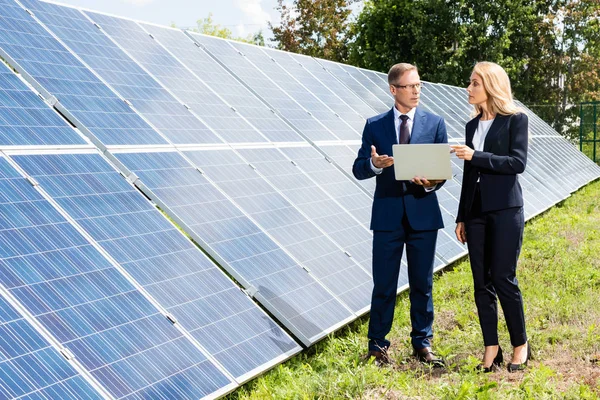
[371,107,416,174]
[473,118,494,151]
[473,118,494,182]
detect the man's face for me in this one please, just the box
[389,70,421,112]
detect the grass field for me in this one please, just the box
[226,179,600,399]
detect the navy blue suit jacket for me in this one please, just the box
[353,107,448,231]
[456,112,528,222]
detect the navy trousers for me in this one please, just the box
[368,215,438,352]
[465,188,527,347]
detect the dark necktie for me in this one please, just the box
[399,115,410,144]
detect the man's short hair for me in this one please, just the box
[388,63,418,84]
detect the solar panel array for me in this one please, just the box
[0,0,599,398]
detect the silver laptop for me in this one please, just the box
[392,144,452,181]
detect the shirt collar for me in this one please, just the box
[393,106,417,121]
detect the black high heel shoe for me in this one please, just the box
[507,343,530,372]
[476,346,503,373]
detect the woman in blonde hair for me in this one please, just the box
[450,61,530,373]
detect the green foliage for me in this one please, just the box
[351,0,600,140]
[227,179,600,399]
[269,0,357,62]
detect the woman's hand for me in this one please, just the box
[455,222,467,244]
[450,145,474,161]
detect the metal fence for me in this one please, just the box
[580,101,600,163]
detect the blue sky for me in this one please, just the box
[55,0,283,39]
[54,0,363,42]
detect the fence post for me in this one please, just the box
[580,103,584,152]
[594,103,597,163]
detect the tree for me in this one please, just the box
[270,0,357,62]
[194,13,235,39]
[349,0,600,139]
[546,0,600,138]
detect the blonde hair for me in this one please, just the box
[388,63,418,85]
[471,62,520,116]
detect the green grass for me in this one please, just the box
[226,179,600,399]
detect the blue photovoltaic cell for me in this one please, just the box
[0,0,165,146]
[20,0,220,146]
[316,59,389,114]
[316,144,377,194]
[13,152,301,380]
[0,156,232,399]
[273,146,374,271]
[0,296,103,399]
[114,151,354,345]
[189,32,340,142]
[338,64,393,106]
[0,63,86,146]
[83,12,268,145]
[289,53,377,119]
[184,148,372,314]
[230,42,360,141]
[140,23,304,143]
[419,84,467,141]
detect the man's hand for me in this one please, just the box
[371,145,394,168]
[412,177,443,187]
[455,222,467,244]
[450,144,474,161]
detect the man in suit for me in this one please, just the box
[353,63,448,366]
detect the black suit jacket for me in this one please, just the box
[456,112,528,223]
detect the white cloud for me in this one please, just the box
[236,23,247,37]
[234,0,271,28]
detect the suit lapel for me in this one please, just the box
[384,108,397,145]
[483,114,510,151]
[466,113,481,147]
[410,107,427,143]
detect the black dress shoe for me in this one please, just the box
[365,349,392,366]
[507,343,530,372]
[476,346,503,373]
[413,346,445,368]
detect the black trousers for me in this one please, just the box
[465,185,527,347]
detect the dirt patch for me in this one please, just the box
[435,309,459,331]
[541,346,600,393]
[563,230,585,248]
[364,388,420,399]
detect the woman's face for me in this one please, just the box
[467,73,488,106]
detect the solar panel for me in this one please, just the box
[82,12,267,145]
[20,0,221,146]
[183,147,373,314]
[315,59,389,113]
[0,62,86,146]
[188,32,341,143]
[419,84,468,141]
[12,152,301,381]
[113,150,356,345]
[0,155,234,398]
[229,42,361,140]
[0,3,599,398]
[139,23,305,143]
[239,146,374,273]
[0,295,104,399]
[337,64,394,106]
[288,53,378,118]
[315,143,377,194]
[0,0,165,146]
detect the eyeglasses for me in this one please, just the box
[391,82,422,90]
